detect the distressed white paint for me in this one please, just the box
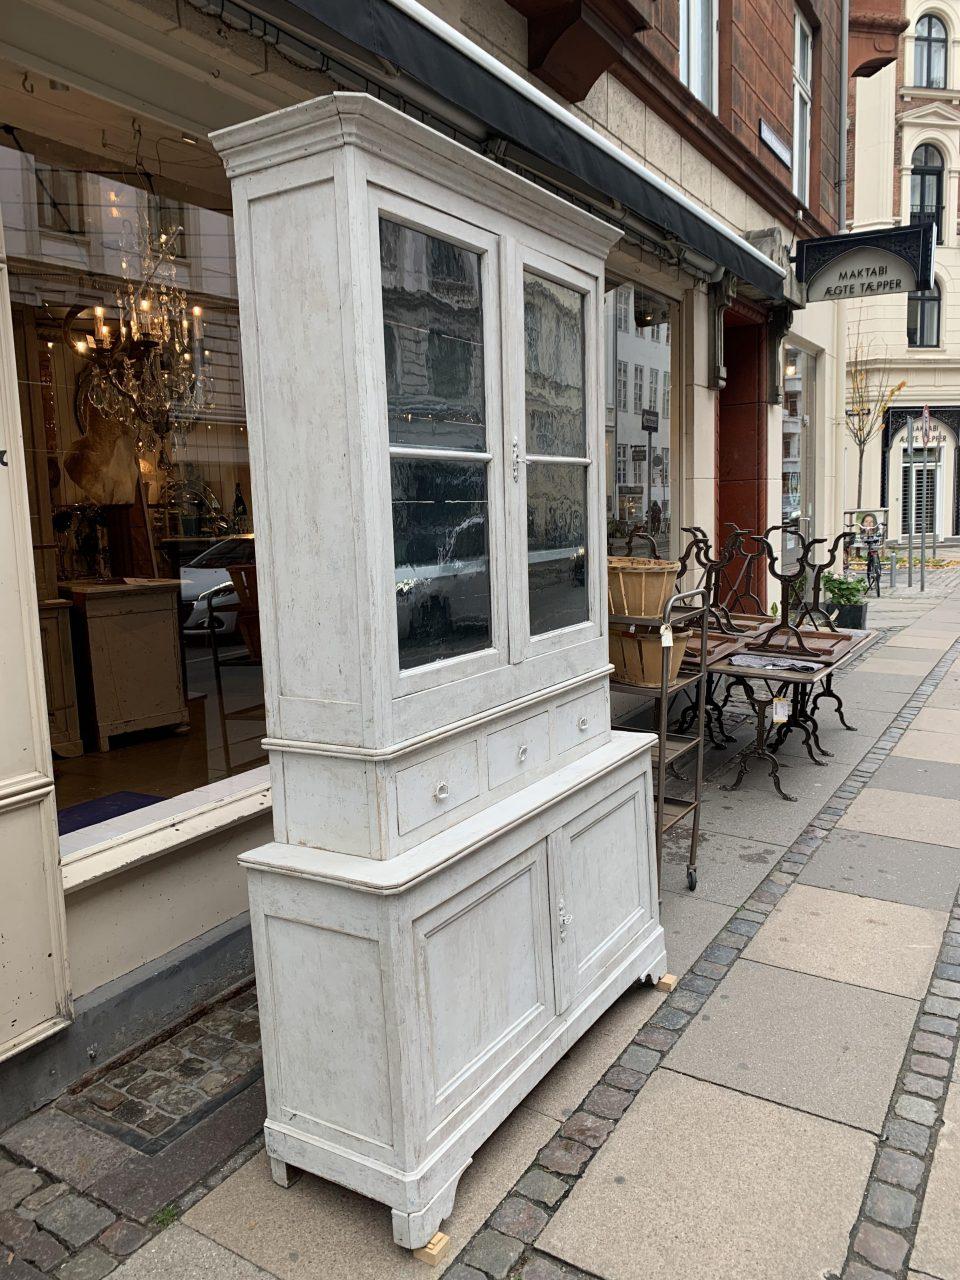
[0,213,71,1061]
[214,94,664,1248]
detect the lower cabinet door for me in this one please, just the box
[413,839,555,1131]
[549,779,653,1013]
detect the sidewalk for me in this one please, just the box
[3,588,960,1280]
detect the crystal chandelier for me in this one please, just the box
[65,206,214,456]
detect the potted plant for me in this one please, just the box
[822,571,869,629]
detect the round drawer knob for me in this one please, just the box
[518,744,529,763]
[577,716,589,731]
[434,781,449,802]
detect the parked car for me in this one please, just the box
[180,535,255,636]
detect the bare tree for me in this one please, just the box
[845,320,907,508]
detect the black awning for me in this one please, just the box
[249,0,785,299]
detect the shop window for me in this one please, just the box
[6,149,265,839]
[35,166,84,235]
[616,358,628,411]
[609,284,673,551]
[679,0,718,111]
[907,283,941,347]
[910,144,944,242]
[793,11,813,205]
[781,346,814,567]
[915,14,948,88]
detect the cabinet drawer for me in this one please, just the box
[487,712,550,791]
[555,688,607,755]
[396,740,481,836]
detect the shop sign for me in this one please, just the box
[795,224,935,303]
[641,409,659,433]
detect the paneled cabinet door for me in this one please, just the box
[412,839,555,1131]
[548,781,652,1013]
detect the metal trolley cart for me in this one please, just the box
[610,589,709,891]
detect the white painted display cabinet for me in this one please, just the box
[213,93,665,1249]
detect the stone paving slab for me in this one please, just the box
[698,764,854,846]
[88,1083,265,1223]
[886,633,955,651]
[892,726,960,765]
[110,1223,273,1278]
[798,827,960,909]
[872,755,960,802]
[911,1083,960,1280]
[1,1109,135,1191]
[537,1071,875,1280]
[743,883,946,999]
[912,706,960,734]
[666,959,917,1132]
[661,830,784,907]
[839,786,960,846]
[856,657,934,678]
[658,892,734,978]
[183,1107,557,1279]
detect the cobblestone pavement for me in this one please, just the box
[2,588,960,1279]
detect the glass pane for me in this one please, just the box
[524,273,585,457]
[527,462,588,635]
[379,219,486,451]
[391,458,491,668]
[2,155,267,836]
[930,40,946,88]
[608,286,672,556]
[781,346,811,567]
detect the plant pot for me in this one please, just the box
[834,602,868,629]
[609,626,689,687]
[607,557,680,619]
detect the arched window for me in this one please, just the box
[911,144,945,242]
[907,282,941,348]
[915,14,948,88]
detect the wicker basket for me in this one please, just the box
[609,626,689,688]
[608,557,680,619]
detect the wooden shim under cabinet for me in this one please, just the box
[413,1233,451,1266]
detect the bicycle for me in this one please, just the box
[862,531,883,597]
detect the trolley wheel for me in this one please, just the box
[687,866,697,891]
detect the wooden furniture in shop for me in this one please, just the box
[37,599,83,758]
[213,92,665,1250]
[60,578,189,752]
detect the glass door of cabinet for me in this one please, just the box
[375,201,508,694]
[512,249,603,661]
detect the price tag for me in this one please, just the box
[772,697,789,725]
[660,624,673,648]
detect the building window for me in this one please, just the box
[633,364,644,414]
[651,325,661,343]
[616,443,627,485]
[793,12,813,205]
[911,144,945,243]
[35,166,84,235]
[616,286,631,332]
[663,371,671,420]
[648,368,659,412]
[679,0,717,110]
[616,358,628,411]
[915,14,948,88]
[907,283,941,347]
[633,453,644,486]
[149,196,188,258]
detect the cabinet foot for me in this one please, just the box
[392,1161,470,1250]
[269,1157,301,1189]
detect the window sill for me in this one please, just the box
[60,768,271,895]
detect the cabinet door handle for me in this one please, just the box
[577,715,589,731]
[434,781,449,802]
[517,744,529,763]
[558,895,574,942]
[512,436,520,483]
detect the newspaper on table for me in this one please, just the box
[728,653,824,674]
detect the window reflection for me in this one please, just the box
[380,220,486,451]
[392,458,492,668]
[527,462,588,633]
